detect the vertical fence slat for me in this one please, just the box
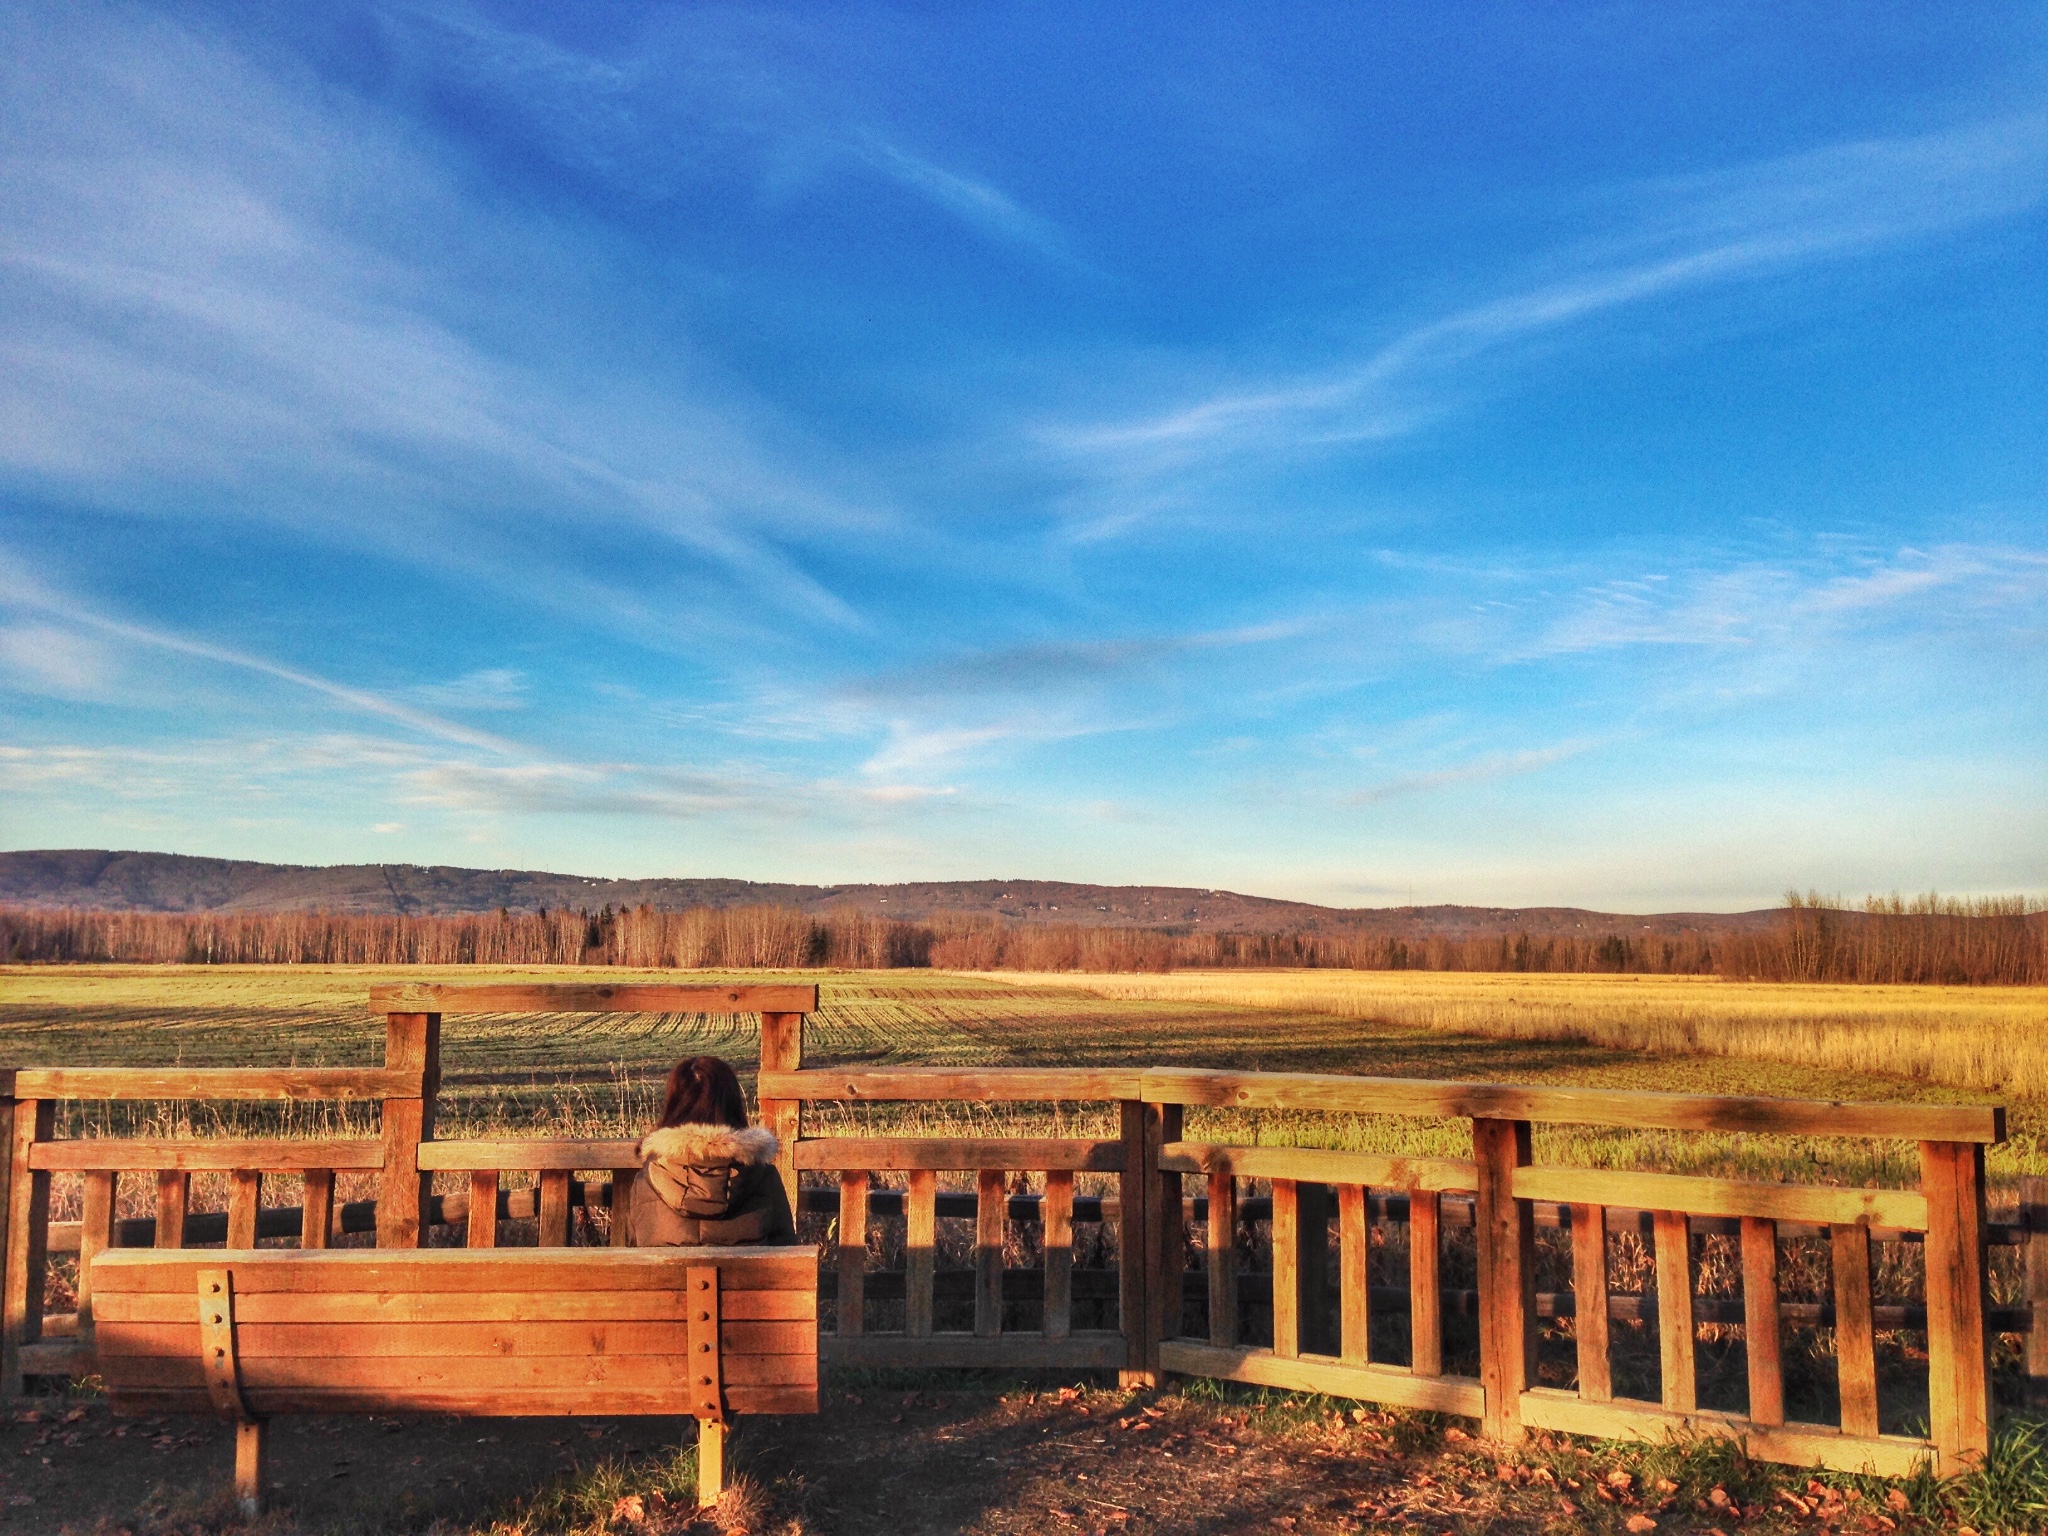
[1409,1189,1442,1377]
[1272,1178,1300,1359]
[1297,1182,1334,1356]
[838,1171,868,1338]
[1118,1099,1152,1387]
[155,1172,188,1250]
[1653,1209,1696,1414]
[538,1171,570,1247]
[76,1171,115,1333]
[906,1168,936,1338]
[0,1091,12,1391]
[300,1170,333,1250]
[465,1171,499,1250]
[1,1099,49,1396]
[1570,1203,1611,1402]
[1474,1120,1534,1442]
[227,1171,261,1249]
[1922,1139,1991,1474]
[376,1012,439,1249]
[1741,1216,1783,1426]
[757,1012,805,1216]
[975,1168,1005,1338]
[1831,1220,1878,1437]
[2026,1176,2048,1413]
[1207,1171,1237,1347]
[1044,1170,1073,1341]
[1339,1184,1368,1364]
[1153,1103,1184,1349]
[607,1168,636,1247]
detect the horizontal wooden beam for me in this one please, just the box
[367,983,818,1015]
[12,1067,422,1102]
[761,1068,1147,1102]
[1517,1389,1933,1478]
[90,1246,817,1294]
[1159,1340,1485,1417]
[821,1333,1127,1370]
[418,1139,641,1172]
[1513,1166,1928,1231]
[1141,1068,2004,1143]
[31,1139,384,1173]
[794,1138,1125,1172]
[1161,1142,1476,1192]
[17,1340,93,1378]
[102,1384,816,1417]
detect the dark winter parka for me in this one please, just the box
[622,1122,797,1247]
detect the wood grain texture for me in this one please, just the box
[102,1383,816,1417]
[368,983,818,1015]
[2025,1175,2048,1412]
[976,1168,1006,1339]
[1118,1099,1151,1386]
[300,1171,333,1251]
[1152,1103,1184,1350]
[1473,1118,1534,1443]
[794,1138,1125,1172]
[906,1168,936,1339]
[538,1171,571,1247]
[95,1288,814,1326]
[3,1098,53,1392]
[1271,1178,1300,1359]
[1570,1204,1611,1403]
[757,1012,804,1214]
[1207,1171,1238,1348]
[154,1172,188,1250]
[32,1139,386,1172]
[1921,1140,1991,1474]
[1339,1184,1368,1365]
[1517,1389,1931,1478]
[1044,1170,1074,1342]
[226,1172,261,1251]
[91,1247,817,1293]
[1741,1216,1784,1426]
[1514,1166,1926,1231]
[14,1068,421,1103]
[418,1140,640,1171]
[762,1068,1147,1103]
[376,1012,438,1251]
[1409,1189,1442,1379]
[77,1171,116,1333]
[465,1171,499,1250]
[1160,1340,1484,1417]
[1654,1209,1696,1414]
[1163,1144,1476,1192]
[837,1171,867,1339]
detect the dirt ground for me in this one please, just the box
[0,1378,1932,1536]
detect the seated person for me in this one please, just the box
[623,1054,797,1246]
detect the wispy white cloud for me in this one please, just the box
[853,135,1076,263]
[1347,740,1595,806]
[411,669,529,713]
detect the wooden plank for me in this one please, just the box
[1513,1166,1926,1231]
[0,1096,12,1387]
[103,1351,817,1391]
[823,1333,1126,1370]
[77,1171,115,1334]
[368,983,818,1015]
[1339,1184,1368,1365]
[1410,1189,1442,1378]
[976,1169,1006,1338]
[795,1138,1126,1172]
[16,1340,92,1377]
[1654,1209,1696,1414]
[1741,1216,1784,1426]
[1832,1222,1878,1438]
[1160,1339,1484,1417]
[696,1419,723,1508]
[1044,1170,1074,1341]
[1118,1099,1151,1387]
[198,1269,250,1421]
[1164,1143,1476,1192]
[32,1138,384,1173]
[104,1383,818,1418]
[13,1068,421,1103]
[418,1140,641,1171]
[837,1172,867,1338]
[1208,1170,1238,1347]
[466,1171,498,1250]
[90,1246,817,1293]
[1139,1069,2004,1143]
[155,1172,188,1250]
[300,1170,333,1251]
[2026,1176,2048,1412]
[1570,1205,1611,1402]
[608,1170,636,1248]
[687,1266,722,1422]
[97,1287,815,1326]
[1922,1140,1991,1475]
[376,1012,438,1249]
[235,1420,265,1518]
[757,1011,804,1214]
[1272,1178,1300,1359]
[2,1099,52,1393]
[906,1169,936,1338]
[1474,1118,1534,1443]
[760,1068,1147,1104]
[1517,1389,1933,1477]
[227,1171,261,1250]
[1152,1103,1184,1350]
[538,1171,571,1247]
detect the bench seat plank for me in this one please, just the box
[91,1248,811,1294]
[103,1384,815,1417]
[100,1352,817,1391]
[99,1319,815,1359]
[95,1288,814,1325]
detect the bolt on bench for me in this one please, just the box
[89,1246,818,1514]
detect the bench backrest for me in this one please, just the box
[91,1246,817,1419]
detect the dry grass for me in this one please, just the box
[981,968,2048,1099]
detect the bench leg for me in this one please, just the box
[696,1418,724,1507]
[234,1419,265,1517]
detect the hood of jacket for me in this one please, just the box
[637,1122,779,1170]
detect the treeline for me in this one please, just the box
[2,893,2041,984]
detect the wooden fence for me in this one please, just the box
[0,983,2021,1480]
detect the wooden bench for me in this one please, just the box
[89,1246,818,1514]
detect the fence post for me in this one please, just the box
[757,1011,805,1215]
[1922,1140,1991,1475]
[1149,1101,1184,1360]
[2023,1175,2048,1414]
[376,1012,440,1249]
[1119,1098,1153,1388]
[1474,1117,1535,1443]
[2,1091,51,1398]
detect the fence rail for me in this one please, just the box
[0,981,2019,1480]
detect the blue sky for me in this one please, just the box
[1,2,2043,910]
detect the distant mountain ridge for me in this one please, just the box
[0,849,1782,938]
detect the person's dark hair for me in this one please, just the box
[658,1056,748,1130]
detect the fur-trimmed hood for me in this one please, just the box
[637,1123,779,1169]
